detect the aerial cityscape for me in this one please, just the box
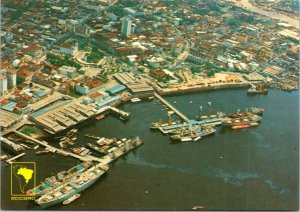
[0,0,299,210]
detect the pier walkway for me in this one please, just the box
[13,130,102,162]
[154,93,189,121]
[6,153,26,164]
[108,106,130,118]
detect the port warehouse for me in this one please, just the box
[113,73,154,97]
[29,100,95,134]
[0,109,22,131]
[29,95,123,134]
[106,85,127,96]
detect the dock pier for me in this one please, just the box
[154,93,189,121]
[6,153,26,164]
[13,130,102,162]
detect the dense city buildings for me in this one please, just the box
[0,0,299,210]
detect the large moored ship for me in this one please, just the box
[35,163,108,208]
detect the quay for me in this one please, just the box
[154,93,189,121]
[30,101,130,134]
[13,130,102,163]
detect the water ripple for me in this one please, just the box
[125,154,193,174]
[250,131,271,149]
[205,167,263,186]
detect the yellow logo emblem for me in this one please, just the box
[11,162,36,200]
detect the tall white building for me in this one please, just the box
[121,17,132,37]
[6,69,17,89]
[0,75,8,95]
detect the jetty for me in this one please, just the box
[13,130,102,163]
[6,153,26,164]
[154,93,189,121]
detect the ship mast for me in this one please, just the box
[208,102,212,117]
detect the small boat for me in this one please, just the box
[174,101,177,104]
[193,136,201,141]
[189,101,193,104]
[131,97,141,103]
[0,155,8,161]
[70,129,78,134]
[36,150,50,155]
[71,137,77,141]
[192,205,205,210]
[63,194,81,205]
[181,137,193,142]
[72,148,81,154]
[167,111,174,115]
[95,114,105,120]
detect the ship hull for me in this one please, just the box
[38,171,106,209]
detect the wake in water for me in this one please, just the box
[204,166,263,187]
[125,154,262,186]
[250,131,272,149]
[125,154,292,197]
[125,154,193,174]
[264,179,292,197]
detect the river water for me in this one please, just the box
[229,0,299,29]
[1,89,299,210]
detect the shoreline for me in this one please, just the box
[153,83,250,96]
[228,0,299,29]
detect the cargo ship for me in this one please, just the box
[86,142,107,156]
[171,126,216,142]
[222,115,262,127]
[35,163,108,208]
[27,162,92,198]
[231,122,259,130]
